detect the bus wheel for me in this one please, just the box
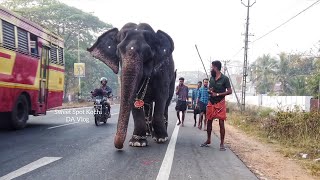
[10,95,29,130]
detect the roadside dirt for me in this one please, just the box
[211,120,317,180]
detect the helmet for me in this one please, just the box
[100,77,108,83]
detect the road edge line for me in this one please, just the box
[156,125,180,180]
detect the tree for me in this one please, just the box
[306,58,320,98]
[1,0,118,101]
[250,54,277,94]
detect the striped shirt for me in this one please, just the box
[197,86,209,104]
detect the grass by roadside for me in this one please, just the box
[226,102,320,177]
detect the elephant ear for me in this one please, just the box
[156,30,174,57]
[151,30,174,74]
[87,28,120,74]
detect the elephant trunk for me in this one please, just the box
[114,54,143,149]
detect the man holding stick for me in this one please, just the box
[200,60,232,151]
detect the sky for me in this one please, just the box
[62,0,320,73]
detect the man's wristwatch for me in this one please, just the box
[216,93,220,97]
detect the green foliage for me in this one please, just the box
[250,54,277,94]
[228,103,320,176]
[228,102,320,157]
[268,110,320,146]
[1,0,119,101]
[251,52,319,96]
[306,58,320,98]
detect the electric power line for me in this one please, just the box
[231,47,244,59]
[252,0,320,43]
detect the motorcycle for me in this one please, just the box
[91,89,111,126]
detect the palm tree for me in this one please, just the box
[250,54,277,94]
[274,52,292,95]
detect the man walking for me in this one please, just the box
[192,81,202,127]
[175,77,188,126]
[200,60,232,151]
[196,78,209,131]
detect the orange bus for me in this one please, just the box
[0,6,65,129]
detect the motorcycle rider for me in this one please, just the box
[91,77,113,118]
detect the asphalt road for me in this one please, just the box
[0,104,257,180]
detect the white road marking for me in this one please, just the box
[0,157,61,180]
[47,122,79,129]
[111,113,119,116]
[156,125,180,180]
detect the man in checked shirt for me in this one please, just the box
[196,78,209,131]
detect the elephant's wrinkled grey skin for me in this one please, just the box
[87,23,176,149]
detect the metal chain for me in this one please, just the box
[140,77,150,100]
[132,135,147,140]
[144,103,153,136]
[136,78,147,98]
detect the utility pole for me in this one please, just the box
[77,31,81,101]
[241,0,256,112]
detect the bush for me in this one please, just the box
[228,102,320,155]
[227,102,320,176]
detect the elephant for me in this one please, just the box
[87,23,176,149]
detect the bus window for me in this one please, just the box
[50,45,58,64]
[2,20,15,49]
[17,27,28,53]
[30,33,38,55]
[58,47,64,65]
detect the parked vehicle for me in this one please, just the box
[186,84,198,110]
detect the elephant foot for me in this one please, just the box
[129,135,148,147]
[152,136,168,143]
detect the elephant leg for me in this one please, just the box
[129,107,148,147]
[152,95,169,143]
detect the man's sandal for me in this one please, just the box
[220,145,226,151]
[200,143,210,147]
